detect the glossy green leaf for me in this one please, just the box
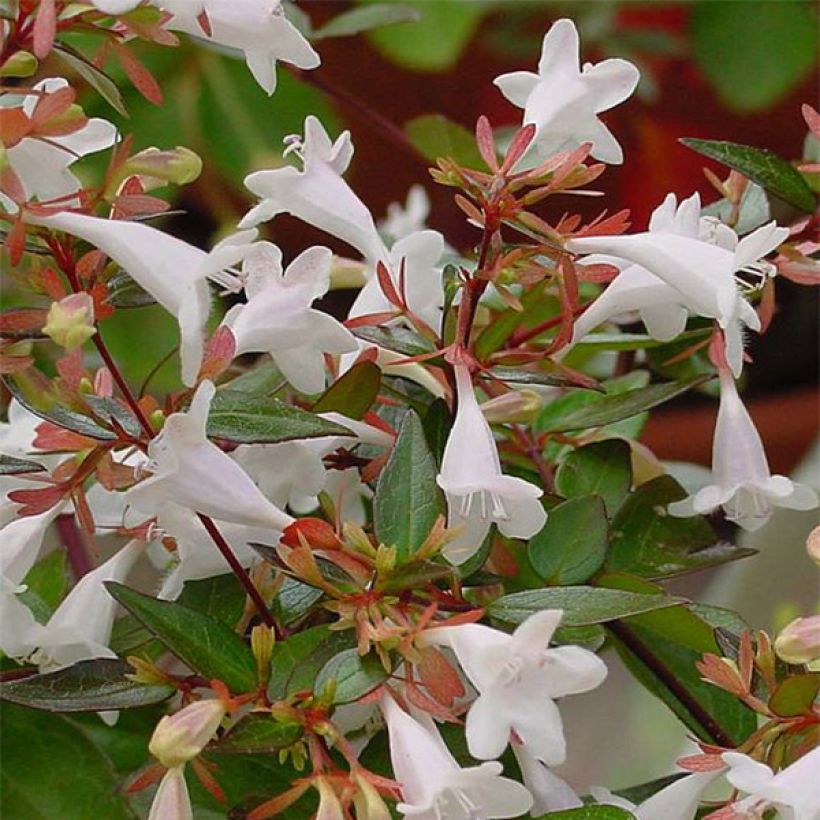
[607,476,754,579]
[275,577,324,625]
[488,365,585,388]
[536,376,708,433]
[0,455,46,475]
[0,704,137,819]
[312,361,382,419]
[315,648,390,704]
[208,390,352,443]
[613,773,685,805]
[106,270,156,308]
[352,326,438,359]
[82,395,143,438]
[19,549,70,622]
[0,659,172,712]
[406,113,485,168]
[53,44,128,116]
[528,496,608,585]
[489,586,685,628]
[209,712,303,754]
[105,583,257,693]
[177,573,246,626]
[555,440,632,515]
[680,138,816,213]
[474,283,548,359]
[374,410,445,561]
[313,3,419,38]
[536,808,635,819]
[221,360,286,398]
[769,673,820,718]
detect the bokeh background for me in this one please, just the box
[14,0,820,791]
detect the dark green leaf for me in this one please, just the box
[552,624,607,652]
[536,807,635,819]
[536,376,708,433]
[769,673,820,718]
[53,44,128,116]
[177,573,246,626]
[208,390,352,443]
[0,659,172,712]
[312,361,381,419]
[489,586,685,627]
[275,577,324,625]
[528,496,608,585]
[313,3,420,38]
[209,712,303,754]
[406,113,485,168]
[374,410,444,561]
[422,398,452,466]
[352,326,438,360]
[488,365,586,388]
[315,648,390,704]
[474,283,548,359]
[573,329,710,352]
[614,773,685,805]
[607,476,754,579]
[105,583,257,693]
[221,360,286,398]
[82,395,143,438]
[19,549,70,621]
[0,703,137,819]
[680,138,816,213]
[377,559,454,594]
[0,455,46,475]
[555,440,632,515]
[107,270,156,308]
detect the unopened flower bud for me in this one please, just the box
[315,776,345,820]
[42,293,95,351]
[330,257,368,290]
[150,409,166,431]
[774,616,820,666]
[807,526,820,566]
[123,146,203,189]
[352,770,392,820]
[127,655,174,687]
[480,389,542,424]
[251,624,275,686]
[149,699,227,769]
[374,544,396,576]
[1,50,37,78]
[147,766,192,820]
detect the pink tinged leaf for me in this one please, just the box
[375,261,403,308]
[417,645,466,707]
[757,277,776,334]
[113,42,164,105]
[475,115,499,173]
[198,326,236,382]
[33,0,57,59]
[31,86,77,129]
[197,9,213,37]
[500,123,537,175]
[802,103,820,139]
[7,484,66,516]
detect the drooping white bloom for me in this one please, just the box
[150,698,227,768]
[380,695,534,819]
[379,185,432,242]
[125,380,295,531]
[241,116,387,263]
[669,369,818,530]
[31,210,256,385]
[494,19,639,164]
[159,0,319,96]
[512,745,582,815]
[33,540,144,670]
[148,766,193,820]
[222,242,356,394]
[723,747,820,820]
[424,609,607,765]
[567,198,789,376]
[437,364,546,564]
[590,769,721,820]
[1,78,117,209]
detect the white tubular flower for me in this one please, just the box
[150,698,227,768]
[380,695,534,820]
[148,766,193,820]
[32,210,256,386]
[159,0,319,96]
[424,610,607,766]
[567,197,788,376]
[494,19,639,164]
[774,615,820,665]
[1,78,117,208]
[222,242,356,394]
[379,185,432,242]
[241,116,388,263]
[669,369,818,530]
[723,747,820,820]
[125,380,295,531]
[437,364,546,565]
[512,745,582,815]
[91,0,142,12]
[0,399,48,461]
[590,769,721,820]
[33,540,144,670]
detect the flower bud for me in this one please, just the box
[124,146,203,188]
[480,389,542,424]
[251,624,275,686]
[807,526,820,566]
[149,699,227,769]
[774,616,820,666]
[42,293,95,351]
[352,771,392,820]
[147,766,192,820]
[0,51,38,78]
[315,776,345,820]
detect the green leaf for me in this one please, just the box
[221,360,286,398]
[573,329,711,352]
[0,659,173,712]
[607,476,755,579]
[489,586,685,628]
[105,583,257,693]
[528,496,608,585]
[680,138,816,213]
[374,410,445,561]
[177,573,246,626]
[209,712,303,754]
[613,773,685,805]
[315,648,390,704]
[208,390,352,443]
[313,3,420,38]
[536,808,635,819]
[422,398,452,467]
[702,182,770,235]
[488,365,585,388]
[53,44,128,116]
[312,361,381,420]
[19,549,70,621]
[602,573,757,746]
[691,1,818,114]
[107,269,156,308]
[352,325,438,360]
[474,283,550,359]
[406,113,485,168]
[555,440,632,515]
[0,703,137,819]
[275,577,324,625]
[82,395,143,438]
[769,673,820,718]
[536,376,708,433]
[0,454,46,475]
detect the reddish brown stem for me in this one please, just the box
[56,512,94,579]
